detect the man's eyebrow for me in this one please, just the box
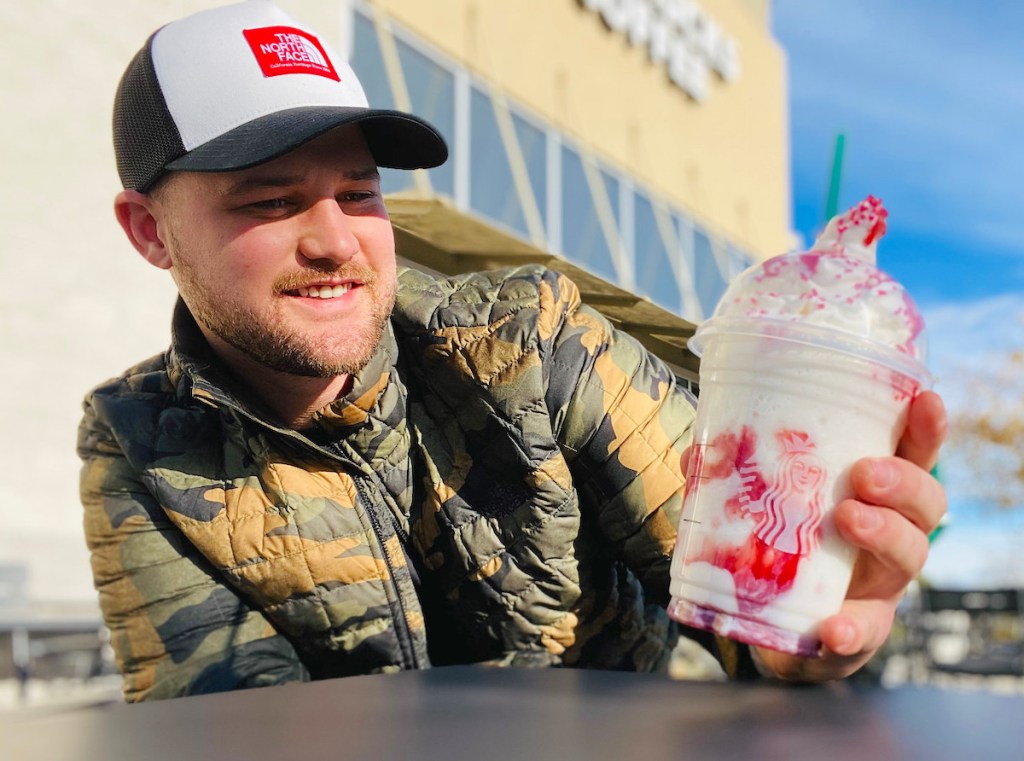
[345,167,381,182]
[222,167,381,197]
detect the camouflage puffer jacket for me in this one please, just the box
[79,265,754,701]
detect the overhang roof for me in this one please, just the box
[386,193,700,378]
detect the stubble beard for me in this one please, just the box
[172,244,396,379]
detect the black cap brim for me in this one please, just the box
[165,106,448,174]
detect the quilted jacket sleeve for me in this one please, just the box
[540,271,762,680]
[541,271,694,591]
[540,270,765,680]
[78,398,308,701]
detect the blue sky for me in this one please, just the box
[772,1,1024,308]
[772,2,1024,586]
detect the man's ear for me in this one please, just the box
[114,189,173,270]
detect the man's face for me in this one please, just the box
[154,125,397,378]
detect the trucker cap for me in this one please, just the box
[113,0,448,192]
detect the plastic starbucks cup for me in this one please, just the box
[667,197,931,657]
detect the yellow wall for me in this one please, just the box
[363,0,791,261]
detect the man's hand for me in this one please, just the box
[753,390,949,681]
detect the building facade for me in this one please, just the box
[347,1,791,285]
[0,0,790,624]
[331,0,792,376]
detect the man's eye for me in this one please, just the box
[249,198,290,211]
[340,191,375,203]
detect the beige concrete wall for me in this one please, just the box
[365,0,791,260]
[0,0,328,603]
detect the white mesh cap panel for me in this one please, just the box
[151,0,368,151]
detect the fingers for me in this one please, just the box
[895,390,948,471]
[836,457,942,593]
[819,600,894,660]
[834,455,946,614]
[848,456,947,534]
[816,404,950,678]
[835,499,931,598]
[753,599,893,681]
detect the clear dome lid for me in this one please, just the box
[690,197,930,384]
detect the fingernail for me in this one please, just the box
[872,459,895,489]
[857,505,883,531]
[835,622,857,654]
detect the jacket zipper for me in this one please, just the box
[190,393,423,669]
[352,475,421,670]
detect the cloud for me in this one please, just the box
[923,291,1024,417]
[925,292,1024,373]
[924,521,1024,589]
[923,293,1024,541]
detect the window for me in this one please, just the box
[512,109,548,236]
[693,227,728,318]
[350,12,454,196]
[396,37,455,196]
[469,87,546,240]
[675,212,702,322]
[350,2,758,310]
[560,144,620,284]
[726,243,755,280]
[634,190,681,313]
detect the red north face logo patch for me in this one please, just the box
[242,25,340,81]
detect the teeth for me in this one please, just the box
[295,284,352,299]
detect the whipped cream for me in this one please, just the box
[695,196,927,369]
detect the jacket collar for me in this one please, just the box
[166,297,398,437]
[307,323,398,435]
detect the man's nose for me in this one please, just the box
[297,198,360,264]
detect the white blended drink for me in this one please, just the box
[668,197,930,657]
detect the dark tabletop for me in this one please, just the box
[3,666,1021,761]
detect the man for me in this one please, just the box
[80,0,947,701]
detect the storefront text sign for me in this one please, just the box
[579,0,741,102]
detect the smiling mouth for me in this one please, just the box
[287,283,357,299]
